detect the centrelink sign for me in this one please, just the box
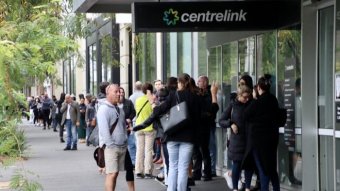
[132,1,300,33]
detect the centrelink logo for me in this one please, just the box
[163,8,247,25]
[163,8,180,26]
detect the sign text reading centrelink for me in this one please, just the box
[132,1,300,32]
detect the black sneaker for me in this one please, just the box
[202,176,212,181]
[155,176,164,182]
[136,173,144,179]
[188,178,195,186]
[144,174,153,179]
[71,147,77,150]
[63,147,71,151]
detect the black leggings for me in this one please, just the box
[125,149,134,181]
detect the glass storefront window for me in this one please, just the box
[256,32,277,94]
[70,57,76,94]
[178,32,192,74]
[318,6,334,130]
[198,32,207,76]
[277,24,302,190]
[238,37,255,80]
[88,44,97,95]
[62,57,76,94]
[222,42,238,107]
[220,42,238,170]
[318,6,335,190]
[208,46,222,83]
[101,35,114,82]
[63,60,69,93]
[137,33,157,83]
[165,32,197,78]
[336,138,340,191]
[319,136,334,191]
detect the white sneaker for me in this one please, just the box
[238,180,244,190]
[223,171,233,189]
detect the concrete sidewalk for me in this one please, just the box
[0,120,229,191]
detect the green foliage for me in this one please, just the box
[0,1,89,190]
[0,121,27,158]
[10,169,42,191]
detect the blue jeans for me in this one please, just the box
[167,141,194,191]
[252,149,280,191]
[86,126,94,143]
[128,132,137,165]
[232,160,253,189]
[209,126,217,174]
[65,119,77,148]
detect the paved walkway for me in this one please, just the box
[0,120,229,191]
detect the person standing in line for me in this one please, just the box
[128,81,144,166]
[60,94,80,150]
[29,96,35,123]
[41,93,53,130]
[193,75,219,181]
[78,97,87,143]
[85,95,96,146]
[152,79,163,163]
[134,74,220,191]
[56,93,66,143]
[134,83,155,179]
[118,87,136,191]
[97,84,128,191]
[219,85,253,191]
[243,75,281,191]
[51,96,58,132]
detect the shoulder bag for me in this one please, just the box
[160,92,189,135]
[93,106,120,168]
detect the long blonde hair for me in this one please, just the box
[237,85,252,97]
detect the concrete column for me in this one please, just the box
[120,23,130,96]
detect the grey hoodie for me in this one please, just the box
[97,100,127,148]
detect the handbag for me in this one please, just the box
[160,92,189,135]
[93,106,120,168]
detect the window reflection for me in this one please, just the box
[101,35,114,82]
[277,25,302,190]
[238,37,255,80]
[137,33,156,82]
[88,44,97,95]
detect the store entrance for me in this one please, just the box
[206,26,302,190]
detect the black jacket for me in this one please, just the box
[242,92,280,175]
[122,99,136,121]
[199,87,219,131]
[219,99,249,161]
[152,89,200,143]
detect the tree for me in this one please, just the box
[0,1,89,190]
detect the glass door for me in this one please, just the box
[318,5,335,191]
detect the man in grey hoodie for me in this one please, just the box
[97,84,128,191]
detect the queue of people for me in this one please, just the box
[25,72,281,191]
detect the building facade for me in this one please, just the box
[73,0,340,190]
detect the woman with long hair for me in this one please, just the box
[243,75,281,191]
[134,73,204,191]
